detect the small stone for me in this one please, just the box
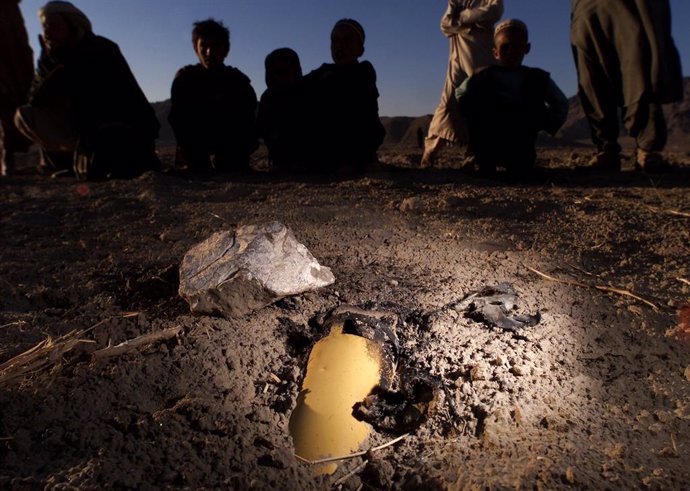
[510,365,525,376]
[490,356,504,367]
[498,378,515,393]
[470,364,488,381]
[159,229,187,242]
[510,406,523,425]
[606,443,624,459]
[654,410,672,423]
[565,466,576,484]
[389,279,399,287]
[289,366,301,382]
[399,197,422,212]
[684,366,690,382]
[648,422,663,435]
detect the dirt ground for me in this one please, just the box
[1,145,689,490]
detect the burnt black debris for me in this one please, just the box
[452,283,541,333]
[353,367,440,435]
[314,306,441,434]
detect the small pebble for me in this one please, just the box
[565,466,576,484]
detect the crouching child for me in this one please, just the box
[302,19,385,174]
[456,19,568,176]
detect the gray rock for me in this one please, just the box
[179,222,335,317]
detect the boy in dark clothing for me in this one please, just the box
[14,1,160,180]
[168,19,257,174]
[303,19,385,174]
[456,19,567,176]
[257,48,304,172]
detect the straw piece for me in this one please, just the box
[296,433,410,466]
[92,326,181,361]
[527,266,659,312]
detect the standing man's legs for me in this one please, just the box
[423,77,465,168]
[422,36,468,168]
[626,100,669,170]
[572,46,622,160]
[571,2,625,169]
[632,102,667,153]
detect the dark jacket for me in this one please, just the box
[168,64,257,157]
[29,33,159,150]
[303,61,385,166]
[459,65,555,167]
[257,82,304,170]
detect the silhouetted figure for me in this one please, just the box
[14,1,160,180]
[571,0,683,172]
[257,48,304,172]
[168,19,257,174]
[422,0,504,168]
[302,19,385,174]
[0,0,34,177]
[457,19,568,176]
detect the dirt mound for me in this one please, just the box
[1,150,689,489]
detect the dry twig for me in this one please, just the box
[0,313,142,386]
[677,278,690,287]
[527,266,659,312]
[296,433,410,466]
[645,205,690,219]
[0,321,27,329]
[0,329,95,385]
[92,326,181,361]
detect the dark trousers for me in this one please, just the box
[572,47,667,153]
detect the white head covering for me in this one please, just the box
[494,18,528,39]
[39,1,92,34]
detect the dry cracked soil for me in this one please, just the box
[1,145,689,490]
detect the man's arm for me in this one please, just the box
[458,0,504,28]
[441,0,504,36]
